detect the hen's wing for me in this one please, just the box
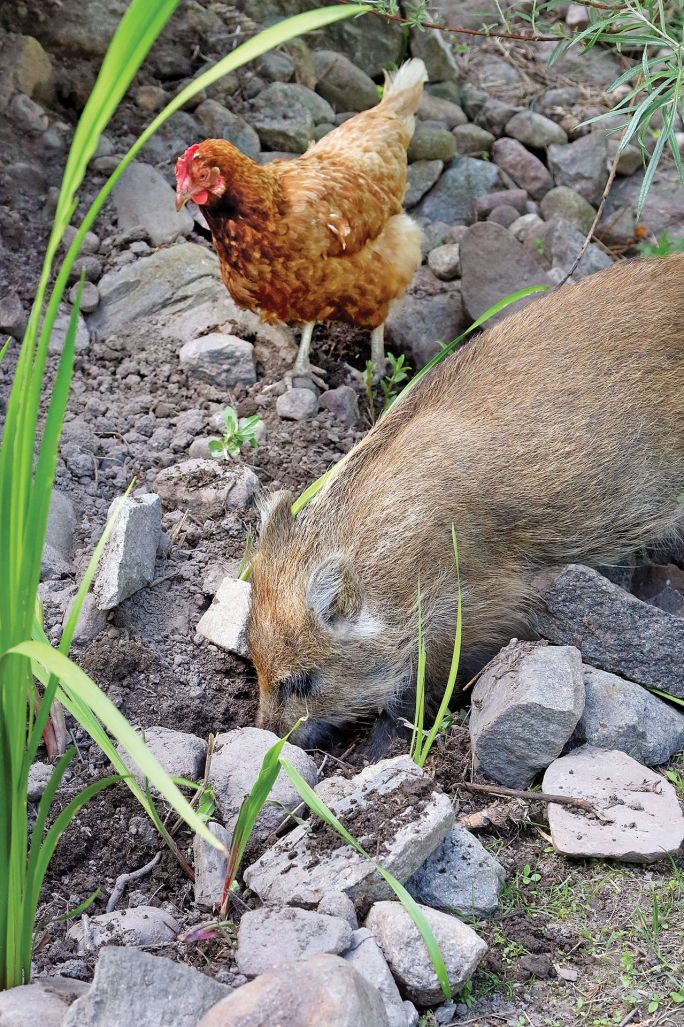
[274,108,413,258]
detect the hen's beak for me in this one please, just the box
[175,191,191,212]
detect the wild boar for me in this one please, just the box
[248,255,684,747]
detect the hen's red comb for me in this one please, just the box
[175,143,201,180]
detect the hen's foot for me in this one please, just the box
[284,361,328,391]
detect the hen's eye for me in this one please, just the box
[279,671,317,700]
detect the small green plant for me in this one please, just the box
[637,232,684,258]
[410,526,462,768]
[521,863,542,886]
[364,351,411,422]
[208,406,263,460]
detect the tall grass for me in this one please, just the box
[0,0,366,990]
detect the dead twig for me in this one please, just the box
[457,799,528,831]
[106,851,162,912]
[460,780,612,821]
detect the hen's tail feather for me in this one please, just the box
[381,58,428,117]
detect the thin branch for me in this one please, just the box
[557,139,623,286]
[339,0,561,42]
[460,780,613,821]
[106,852,161,912]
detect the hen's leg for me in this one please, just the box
[370,323,388,383]
[286,322,327,389]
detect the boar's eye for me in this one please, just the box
[279,671,317,700]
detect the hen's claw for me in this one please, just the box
[285,361,328,391]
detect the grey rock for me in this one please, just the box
[404,160,443,208]
[198,953,390,1027]
[366,900,487,1005]
[418,93,467,129]
[533,563,684,698]
[276,388,319,420]
[406,824,505,917]
[113,162,193,246]
[343,928,407,1027]
[408,123,456,163]
[141,110,200,166]
[63,946,230,1027]
[68,255,103,284]
[67,906,180,953]
[197,576,251,657]
[548,132,609,205]
[467,52,522,94]
[42,489,76,579]
[386,267,465,366]
[505,110,568,148]
[91,244,229,338]
[305,7,403,76]
[607,136,643,176]
[404,1001,420,1027]
[415,157,501,224]
[409,15,459,83]
[237,907,353,976]
[473,188,528,219]
[492,138,552,200]
[135,84,167,112]
[540,186,596,234]
[459,222,552,325]
[22,0,127,56]
[180,332,256,387]
[93,493,161,610]
[194,821,229,911]
[573,665,684,764]
[318,891,359,929]
[250,82,333,152]
[0,33,53,111]
[478,98,522,137]
[116,725,207,788]
[28,761,54,802]
[427,243,461,281]
[0,287,27,337]
[195,100,261,160]
[210,726,318,839]
[63,592,109,644]
[452,123,495,157]
[154,458,259,518]
[488,203,521,228]
[70,281,99,313]
[470,640,585,788]
[536,39,623,90]
[602,164,684,240]
[509,212,546,246]
[543,745,684,863]
[10,91,48,133]
[254,50,295,83]
[244,756,454,909]
[312,50,377,112]
[48,303,90,355]
[0,978,87,1027]
[541,217,613,280]
[319,385,360,426]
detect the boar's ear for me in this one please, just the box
[257,490,293,546]
[306,554,367,635]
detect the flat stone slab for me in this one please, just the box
[236,907,353,977]
[533,564,684,697]
[244,756,455,910]
[92,493,161,610]
[470,640,585,788]
[543,745,684,863]
[366,900,487,1005]
[67,906,180,952]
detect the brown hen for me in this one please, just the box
[175,59,427,383]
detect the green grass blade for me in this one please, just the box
[220,729,296,914]
[280,758,452,999]
[420,527,462,763]
[647,687,684,709]
[7,642,223,851]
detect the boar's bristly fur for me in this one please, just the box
[248,255,684,744]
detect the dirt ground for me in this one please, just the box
[1,3,683,1025]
